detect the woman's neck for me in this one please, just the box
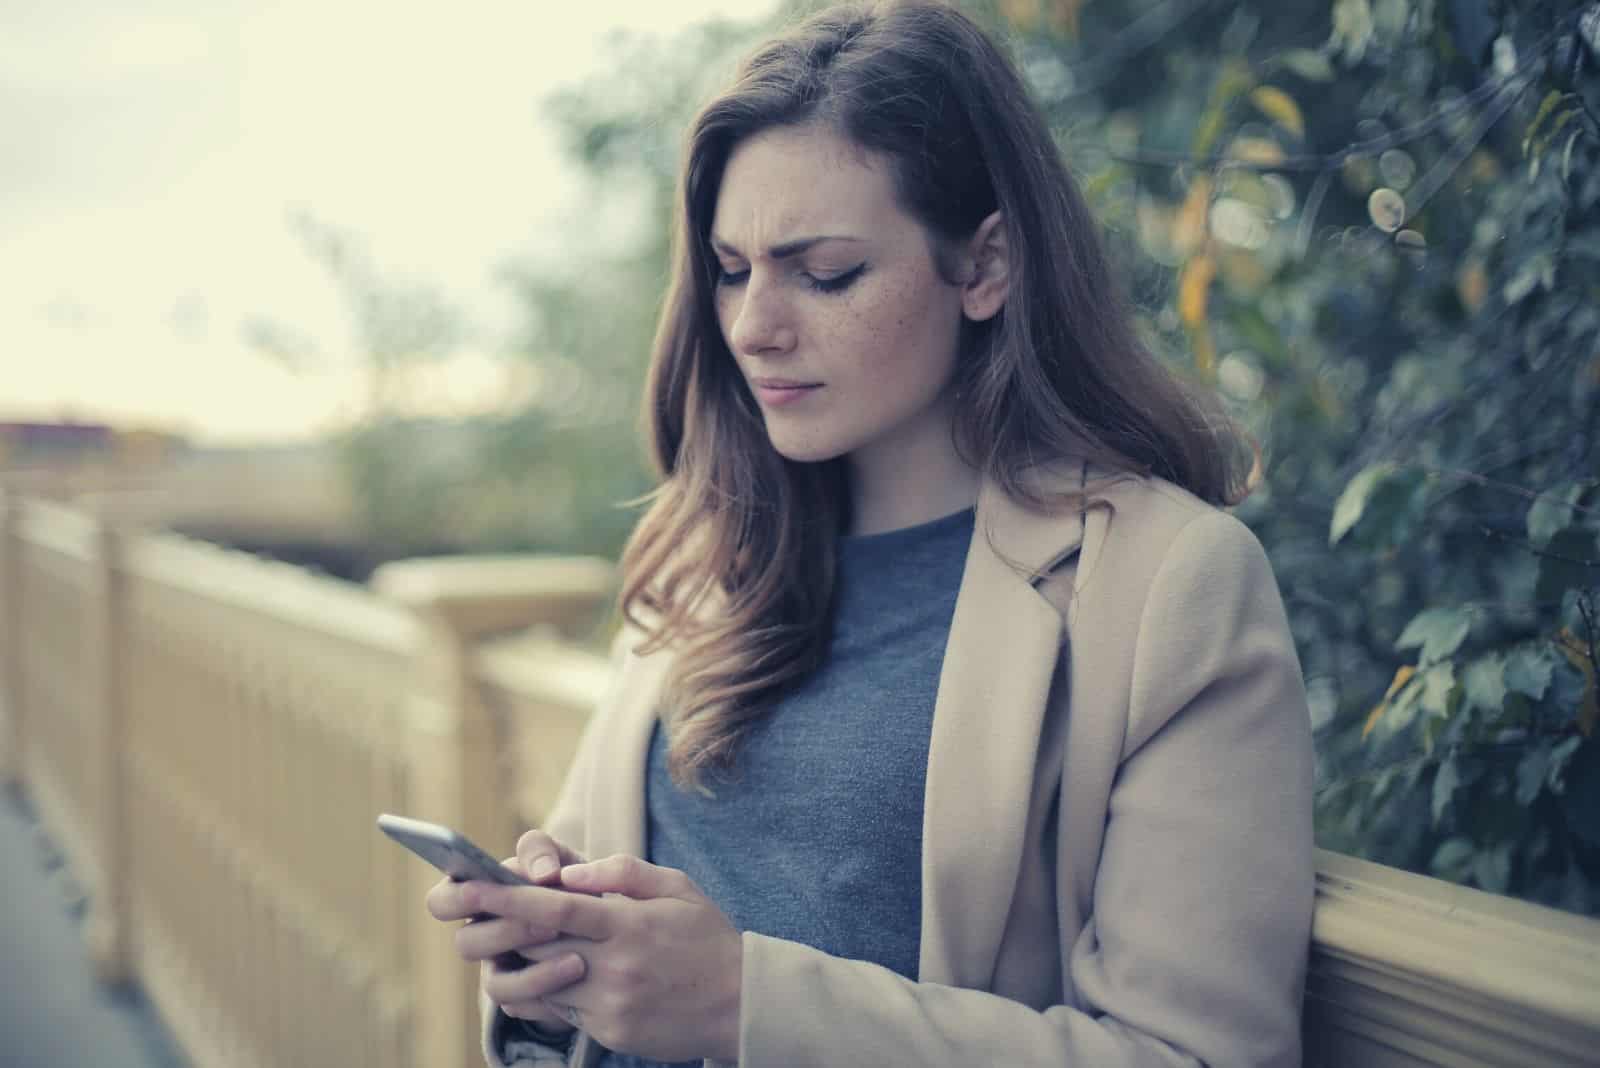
[845,420,980,537]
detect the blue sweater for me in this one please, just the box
[598,506,974,1068]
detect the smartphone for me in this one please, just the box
[376,813,533,886]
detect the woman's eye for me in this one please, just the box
[804,264,866,294]
[715,266,749,287]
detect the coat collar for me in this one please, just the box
[973,458,1093,583]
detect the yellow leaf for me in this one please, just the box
[1243,439,1265,496]
[1178,253,1218,377]
[1177,253,1216,329]
[1363,664,1416,739]
[1230,136,1287,167]
[1191,327,1217,378]
[1251,86,1306,139]
[1173,176,1213,255]
[1457,259,1488,312]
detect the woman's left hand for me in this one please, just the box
[462,854,743,1064]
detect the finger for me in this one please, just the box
[516,829,585,884]
[560,853,694,900]
[426,877,477,922]
[454,916,560,963]
[479,959,575,1032]
[466,882,615,940]
[484,949,587,1007]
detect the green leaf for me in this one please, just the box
[1515,740,1552,805]
[1523,91,1565,157]
[1430,836,1475,881]
[1373,0,1408,37]
[1433,752,1463,825]
[1526,483,1582,548]
[1330,463,1396,545]
[1280,48,1335,81]
[1229,306,1292,368]
[1420,661,1459,718]
[1546,735,1584,794]
[1397,607,1472,663]
[1331,0,1376,61]
[1505,646,1556,700]
[1472,841,1513,894]
[1463,654,1508,714]
[1503,253,1556,304]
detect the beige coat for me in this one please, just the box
[484,465,1315,1067]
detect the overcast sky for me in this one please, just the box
[0,0,773,443]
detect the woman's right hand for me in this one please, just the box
[425,829,589,1038]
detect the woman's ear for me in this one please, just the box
[961,211,1010,322]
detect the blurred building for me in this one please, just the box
[0,420,185,476]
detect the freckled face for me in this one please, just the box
[710,124,967,468]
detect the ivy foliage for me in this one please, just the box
[980,0,1599,912]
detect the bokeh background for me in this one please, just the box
[5,0,1597,928]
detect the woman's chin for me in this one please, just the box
[764,433,849,465]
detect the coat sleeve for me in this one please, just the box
[736,511,1316,1067]
[481,628,637,1068]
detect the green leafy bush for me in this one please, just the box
[988,0,1599,912]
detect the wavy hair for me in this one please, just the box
[620,0,1248,789]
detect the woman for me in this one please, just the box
[428,2,1315,1065]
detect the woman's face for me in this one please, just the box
[710,124,969,470]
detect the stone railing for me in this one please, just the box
[0,486,1597,1067]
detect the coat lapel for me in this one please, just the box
[918,469,1085,987]
[584,645,669,859]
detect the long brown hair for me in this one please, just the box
[621,0,1247,789]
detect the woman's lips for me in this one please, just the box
[753,383,822,408]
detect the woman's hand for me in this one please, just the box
[425,829,591,1041]
[464,854,744,1064]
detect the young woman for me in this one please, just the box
[427,2,1315,1065]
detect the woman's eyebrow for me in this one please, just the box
[709,234,868,260]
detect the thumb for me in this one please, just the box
[515,829,582,884]
[560,854,693,899]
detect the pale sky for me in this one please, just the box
[0,0,775,443]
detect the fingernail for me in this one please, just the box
[559,864,589,886]
[560,953,586,981]
[530,856,559,881]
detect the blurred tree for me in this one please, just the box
[251,18,780,564]
[485,15,778,558]
[246,212,483,559]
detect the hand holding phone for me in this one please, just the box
[382,813,559,973]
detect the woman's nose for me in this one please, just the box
[727,275,795,355]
